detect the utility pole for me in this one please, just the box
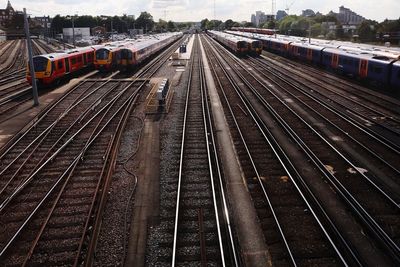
[72,15,75,47]
[23,8,39,106]
[111,18,113,41]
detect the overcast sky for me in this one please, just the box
[6,0,400,22]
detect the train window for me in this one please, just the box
[96,49,109,60]
[71,58,76,65]
[77,56,82,63]
[32,57,49,72]
[58,61,63,69]
[51,62,55,74]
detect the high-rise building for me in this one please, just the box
[330,6,365,25]
[302,9,315,17]
[251,10,274,27]
[276,10,288,21]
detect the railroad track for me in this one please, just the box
[255,56,400,140]
[0,34,185,266]
[202,34,354,266]
[0,79,143,266]
[203,33,400,265]
[245,57,400,190]
[170,35,238,266]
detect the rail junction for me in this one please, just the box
[0,32,399,266]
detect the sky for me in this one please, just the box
[5,0,400,23]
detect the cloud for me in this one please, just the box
[7,0,400,22]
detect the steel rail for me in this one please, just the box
[199,35,240,267]
[216,39,400,262]
[0,80,140,257]
[204,34,361,265]
[255,57,400,149]
[246,58,400,183]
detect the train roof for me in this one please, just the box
[323,47,398,64]
[209,30,246,44]
[392,60,400,67]
[120,32,181,52]
[34,52,68,60]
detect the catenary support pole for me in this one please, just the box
[23,8,39,106]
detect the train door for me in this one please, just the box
[359,59,368,78]
[307,48,313,61]
[332,53,339,68]
[83,54,87,65]
[65,58,70,73]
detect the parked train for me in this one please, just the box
[207,30,262,55]
[227,30,400,89]
[27,45,102,86]
[231,27,277,35]
[94,42,128,71]
[118,32,182,70]
[207,30,248,55]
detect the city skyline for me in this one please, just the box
[4,0,400,22]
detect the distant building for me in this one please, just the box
[251,14,256,26]
[251,10,274,27]
[0,0,14,27]
[0,28,5,41]
[276,10,287,21]
[33,16,51,29]
[63,27,90,44]
[302,9,315,17]
[330,6,365,25]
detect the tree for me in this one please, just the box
[51,14,67,34]
[135,12,154,33]
[167,20,176,31]
[358,20,377,42]
[224,19,234,29]
[201,18,209,30]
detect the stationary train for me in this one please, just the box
[27,32,182,85]
[118,32,182,70]
[207,30,262,55]
[94,43,126,71]
[27,45,102,85]
[226,30,400,89]
[207,30,248,55]
[231,27,276,35]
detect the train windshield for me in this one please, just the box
[96,49,110,60]
[120,49,132,60]
[32,56,49,72]
[238,41,247,49]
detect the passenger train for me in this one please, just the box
[27,45,102,86]
[118,32,182,70]
[208,30,248,55]
[226,29,400,89]
[207,30,262,55]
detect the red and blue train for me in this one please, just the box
[227,30,400,89]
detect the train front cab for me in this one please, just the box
[249,40,262,55]
[95,47,120,71]
[390,61,400,90]
[364,56,394,85]
[119,47,136,70]
[236,40,248,56]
